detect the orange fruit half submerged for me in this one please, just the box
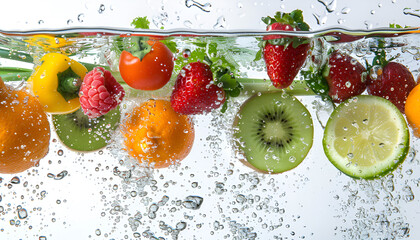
[405,83,420,137]
[0,78,50,174]
[122,99,194,168]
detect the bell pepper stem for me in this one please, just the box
[57,68,82,101]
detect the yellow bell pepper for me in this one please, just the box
[25,35,74,53]
[27,53,87,114]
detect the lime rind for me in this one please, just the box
[323,95,409,179]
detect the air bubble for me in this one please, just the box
[18,208,28,219]
[77,14,85,23]
[182,49,191,58]
[98,4,105,13]
[341,7,351,14]
[182,196,203,210]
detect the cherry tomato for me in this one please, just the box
[119,40,174,91]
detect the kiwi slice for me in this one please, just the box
[233,91,313,173]
[52,107,121,151]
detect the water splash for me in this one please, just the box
[213,16,227,29]
[313,13,328,25]
[185,0,212,12]
[317,0,337,13]
[403,8,420,18]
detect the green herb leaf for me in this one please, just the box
[131,17,150,29]
[161,39,177,53]
[254,49,262,62]
[301,68,330,99]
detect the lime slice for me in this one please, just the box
[323,95,409,179]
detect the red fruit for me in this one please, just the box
[79,67,125,118]
[325,51,367,103]
[263,22,296,40]
[324,32,364,44]
[170,62,225,115]
[367,62,416,113]
[263,41,310,89]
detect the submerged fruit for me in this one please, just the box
[122,99,195,168]
[323,95,409,179]
[0,78,50,174]
[405,84,420,137]
[367,62,416,113]
[52,107,121,152]
[79,67,125,119]
[233,91,313,173]
[119,40,174,91]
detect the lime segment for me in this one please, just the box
[323,95,409,179]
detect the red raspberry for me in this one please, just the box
[79,67,125,118]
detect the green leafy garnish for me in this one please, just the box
[301,67,330,101]
[160,39,177,53]
[389,23,411,29]
[131,17,150,29]
[130,16,178,54]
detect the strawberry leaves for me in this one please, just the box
[261,10,310,31]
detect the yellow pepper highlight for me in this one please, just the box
[27,53,87,114]
[25,35,74,53]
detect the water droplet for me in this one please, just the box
[403,186,415,202]
[403,8,420,18]
[176,221,187,230]
[95,229,101,236]
[345,81,352,88]
[182,196,203,210]
[38,20,44,25]
[313,13,328,25]
[77,14,85,23]
[213,16,226,29]
[183,20,193,28]
[98,4,105,13]
[182,49,191,58]
[67,19,73,25]
[18,208,28,219]
[185,0,211,12]
[11,177,20,184]
[317,0,337,12]
[341,7,351,14]
[236,194,247,204]
[54,171,68,180]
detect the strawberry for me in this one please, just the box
[257,10,311,89]
[324,51,368,103]
[302,50,367,103]
[367,62,416,113]
[170,62,226,115]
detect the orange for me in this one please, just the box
[122,99,194,168]
[405,83,420,137]
[0,78,50,174]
